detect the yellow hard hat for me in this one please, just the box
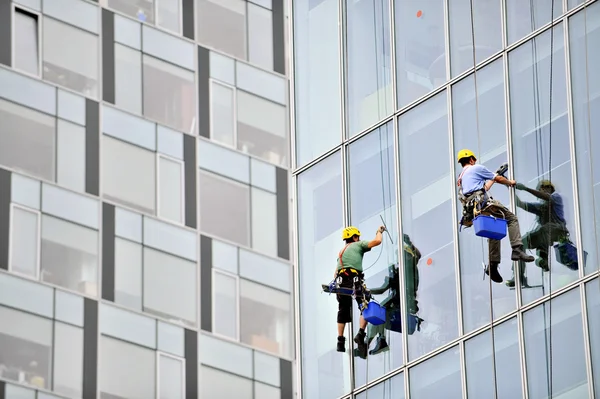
[457,149,476,163]
[537,180,555,191]
[342,226,361,240]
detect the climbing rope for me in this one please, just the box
[467,2,499,398]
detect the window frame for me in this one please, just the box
[11,5,42,78]
[209,78,238,149]
[8,203,42,281]
[211,268,241,342]
[156,153,185,224]
[156,351,186,399]
[154,0,183,35]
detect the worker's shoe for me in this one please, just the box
[485,262,503,283]
[369,337,389,355]
[354,330,367,358]
[505,275,527,288]
[336,336,346,352]
[511,246,535,262]
[535,258,550,272]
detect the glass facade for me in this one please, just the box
[0,0,294,399]
[292,1,600,398]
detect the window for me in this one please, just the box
[199,171,250,247]
[409,347,462,398]
[196,0,247,60]
[42,17,98,98]
[115,237,143,310]
[586,279,600,398]
[158,155,184,224]
[200,366,253,399]
[156,0,181,33]
[102,135,157,215]
[40,215,99,296]
[115,44,142,115]
[237,90,288,166]
[210,80,236,147]
[9,205,40,278]
[254,383,280,399]
[99,335,156,399]
[247,3,273,70]
[13,8,40,76]
[142,55,195,133]
[0,99,55,181]
[103,0,154,25]
[506,0,562,45]
[250,188,277,257]
[143,247,197,326]
[53,322,83,398]
[213,270,238,340]
[158,353,184,399]
[56,120,85,192]
[239,279,292,358]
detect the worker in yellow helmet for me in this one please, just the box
[335,225,385,355]
[456,149,534,283]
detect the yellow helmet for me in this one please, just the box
[457,149,476,163]
[342,226,361,240]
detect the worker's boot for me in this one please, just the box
[535,257,550,272]
[354,330,367,358]
[336,336,346,352]
[369,337,389,355]
[511,246,535,262]
[485,262,503,283]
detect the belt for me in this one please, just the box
[338,268,361,276]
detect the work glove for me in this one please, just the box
[328,281,337,291]
[515,183,527,190]
[378,225,387,233]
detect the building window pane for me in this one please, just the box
[53,322,83,398]
[40,215,99,296]
[42,17,98,98]
[586,279,600,398]
[0,99,55,181]
[14,9,39,76]
[115,237,143,310]
[199,171,250,246]
[240,279,292,358]
[142,55,195,133]
[395,0,446,108]
[115,44,142,115]
[102,136,156,215]
[196,0,247,60]
[10,206,39,278]
[211,81,236,147]
[506,0,562,46]
[157,0,180,33]
[523,288,588,397]
[213,270,238,340]
[99,335,156,399]
[158,156,183,224]
[237,91,288,166]
[158,354,184,399]
[250,188,277,257]
[103,0,154,23]
[409,346,462,398]
[247,3,273,70]
[509,25,578,304]
[399,92,458,360]
[0,306,53,389]
[355,373,404,399]
[200,366,253,399]
[56,120,85,192]
[347,0,392,136]
[143,247,197,327]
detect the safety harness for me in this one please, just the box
[336,243,368,308]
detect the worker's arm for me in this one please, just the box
[367,226,386,248]
[493,175,516,187]
[518,185,552,201]
[484,179,495,191]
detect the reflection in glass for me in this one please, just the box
[213,270,239,340]
[346,0,392,136]
[509,24,579,303]
[14,9,39,76]
[158,156,184,224]
[10,206,39,278]
[114,237,143,310]
[53,322,83,398]
[196,0,247,60]
[355,372,404,399]
[465,318,522,399]
[298,153,349,398]
[585,279,600,398]
[211,81,236,147]
[115,44,142,115]
[293,0,341,165]
[409,346,462,398]
[569,3,600,275]
[448,0,502,77]
[523,288,588,398]
[395,0,446,108]
[398,91,459,360]
[452,60,516,332]
[506,0,562,46]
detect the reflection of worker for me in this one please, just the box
[335,226,385,354]
[456,149,534,283]
[506,181,569,287]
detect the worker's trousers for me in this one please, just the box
[480,202,523,264]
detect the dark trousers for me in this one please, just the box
[481,202,523,263]
[513,223,569,277]
[336,271,364,324]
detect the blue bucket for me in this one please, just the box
[390,310,420,335]
[553,241,587,271]
[473,215,507,240]
[363,302,386,326]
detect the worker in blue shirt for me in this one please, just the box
[457,149,534,283]
[505,180,570,287]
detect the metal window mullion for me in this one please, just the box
[288,0,298,170]
[500,0,507,49]
[443,0,451,82]
[516,309,530,399]
[581,282,597,398]
[338,0,347,144]
[388,0,398,112]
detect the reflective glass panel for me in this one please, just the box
[398,91,459,360]
[297,152,348,397]
[200,366,253,399]
[569,3,600,275]
[293,0,341,166]
[103,0,155,24]
[56,120,85,192]
[53,322,83,398]
[409,346,462,398]
[355,372,404,399]
[523,288,588,398]
[452,59,516,333]
[196,0,247,60]
[248,3,274,70]
[157,0,180,33]
[115,44,143,115]
[585,279,600,398]
[10,206,39,278]
[509,25,578,303]
[346,0,392,136]
[506,0,562,46]
[114,237,143,310]
[250,188,277,257]
[210,80,235,147]
[159,354,184,399]
[158,156,184,224]
[395,0,446,108]
[14,9,39,76]
[213,270,238,340]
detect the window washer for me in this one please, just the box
[505,180,569,287]
[334,225,386,356]
[456,149,534,283]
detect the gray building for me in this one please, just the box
[291,0,600,398]
[0,0,295,398]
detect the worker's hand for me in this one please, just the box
[507,179,517,187]
[515,183,527,190]
[378,225,387,233]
